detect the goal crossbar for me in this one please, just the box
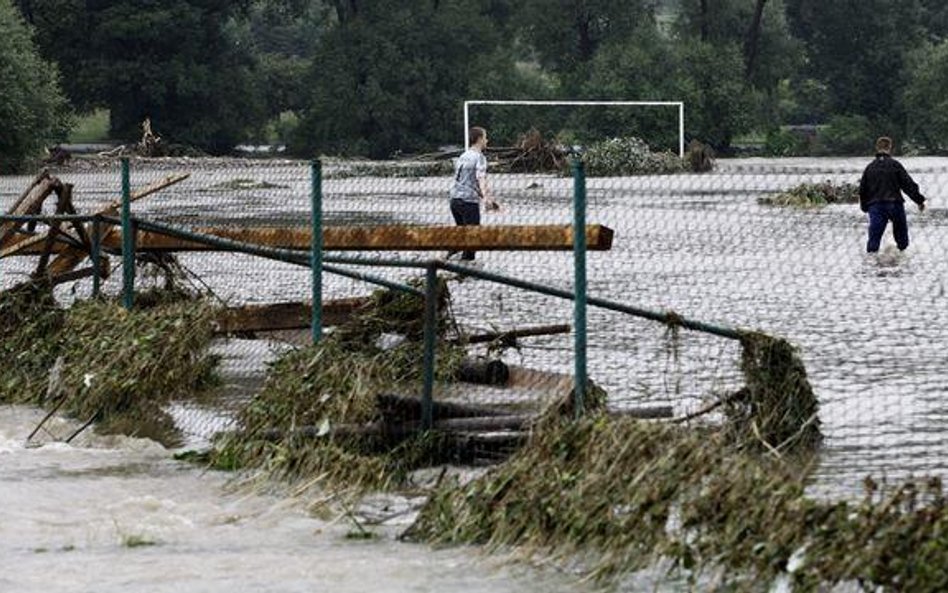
[463,100,686,158]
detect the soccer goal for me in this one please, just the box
[463,100,686,158]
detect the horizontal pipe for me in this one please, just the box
[117,217,421,296]
[4,213,741,341]
[0,214,101,224]
[322,257,746,342]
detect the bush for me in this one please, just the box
[0,0,72,172]
[764,127,812,157]
[814,115,874,156]
[582,137,685,176]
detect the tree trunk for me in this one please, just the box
[745,0,768,82]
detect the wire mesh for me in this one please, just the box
[2,154,947,497]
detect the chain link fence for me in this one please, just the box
[2,154,947,498]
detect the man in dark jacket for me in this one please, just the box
[859,136,926,252]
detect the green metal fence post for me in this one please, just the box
[572,156,588,419]
[91,216,102,298]
[121,158,134,309]
[311,159,323,343]
[421,263,439,431]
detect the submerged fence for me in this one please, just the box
[2,154,947,496]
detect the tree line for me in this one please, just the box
[2,0,948,170]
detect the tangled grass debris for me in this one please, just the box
[758,181,859,208]
[728,332,822,454]
[0,281,64,397]
[0,283,218,445]
[405,415,948,591]
[210,277,470,495]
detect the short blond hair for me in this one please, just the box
[875,136,893,153]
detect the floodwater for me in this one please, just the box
[0,405,598,593]
[2,156,947,589]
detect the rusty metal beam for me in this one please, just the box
[5,224,613,255]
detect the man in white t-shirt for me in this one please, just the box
[448,126,499,261]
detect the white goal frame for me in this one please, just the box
[463,100,686,158]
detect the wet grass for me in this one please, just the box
[405,415,948,591]
[0,283,219,445]
[210,278,469,496]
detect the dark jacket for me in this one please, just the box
[859,153,926,213]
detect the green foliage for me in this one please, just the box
[763,126,808,156]
[21,0,265,153]
[774,78,831,126]
[920,0,948,38]
[674,39,756,148]
[292,0,535,158]
[787,0,924,121]
[675,0,803,89]
[68,108,111,143]
[0,0,71,172]
[814,114,874,156]
[582,29,754,149]
[0,287,219,445]
[582,137,685,176]
[514,0,653,88]
[903,41,948,153]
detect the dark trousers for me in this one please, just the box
[450,199,480,260]
[866,201,909,252]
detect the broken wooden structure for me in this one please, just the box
[2,170,613,337]
[261,391,672,465]
[1,170,637,464]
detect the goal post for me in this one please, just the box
[463,100,686,158]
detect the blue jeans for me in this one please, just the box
[450,199,480,260]
[866,201,909,252]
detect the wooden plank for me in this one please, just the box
[214,297,371,333]
[0,172,60,247]
[44,173,190,277]
[13,224,611,253]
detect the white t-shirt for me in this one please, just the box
[450,148,487,203]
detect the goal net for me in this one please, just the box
[463,100,685,157]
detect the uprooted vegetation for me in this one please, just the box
[758,181,859,208]
[209,278,479,494]
[4,273,944,590]
[405,416,948,591]
[404,130,692,176]
[0,283,218,445]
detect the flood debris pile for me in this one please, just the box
[0,281,64,396]
[0,168,189,292]
[581,136,686,176]
[490,129,570,174]
[210,279,474,494]
[405,415,948,591]
[727,332,822,454]
[758,181,859,207]
[409,130,692,176]
[0,283,218,445]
